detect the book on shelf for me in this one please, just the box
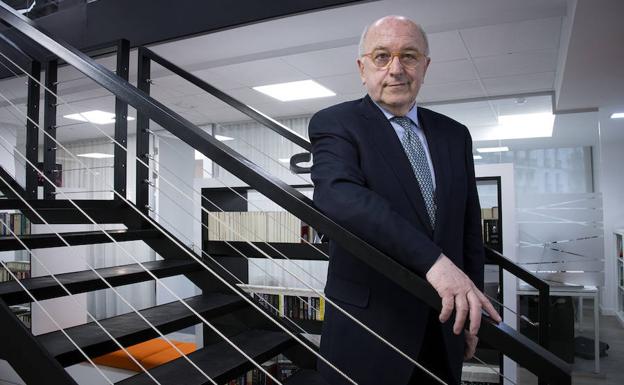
[0,212,31,236]
[250,292,325,322]
[0,261,31,282]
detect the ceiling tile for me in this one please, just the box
[427,30,468,62]
[473,49,558,79]
[210,58,308,87]
[316,72,365,95]
[482,71,555,95]
[418,80,485,103]
[461,17,562,58]
[281,45,359,78]
[425,59,477,84]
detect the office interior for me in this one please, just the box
[0,1,622,385]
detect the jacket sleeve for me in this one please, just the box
[461,127,485,290]
[309,110,442,276]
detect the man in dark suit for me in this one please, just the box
[309,15,501,385]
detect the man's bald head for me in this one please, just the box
[358,16,429,57]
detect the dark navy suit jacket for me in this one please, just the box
[309,95,484,385]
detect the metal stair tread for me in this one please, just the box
[117,329,295,385]
[37,293,246,367]
[0,259,200,306]
[0,228,162,251]
[283,369,330,385]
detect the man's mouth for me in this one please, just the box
[386,82,408,87]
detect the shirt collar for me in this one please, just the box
[372,100,419,127]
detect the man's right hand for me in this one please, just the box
[425,254,502,336]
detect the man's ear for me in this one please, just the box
[357,58,366,84]
[421,56,431,81]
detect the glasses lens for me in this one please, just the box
[398,51,421,68]
[369,50,422,68]
[371,50,391,68]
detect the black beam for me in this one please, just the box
[113,39,129,200]
[205,240,328,261]
[0,7,570,384]
[142,48,311,151]
[43,59,57,200]
[25,60,41,199]
[135,49,150,217]
[0,299,78,385]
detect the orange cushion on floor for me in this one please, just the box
[92,338,197,371]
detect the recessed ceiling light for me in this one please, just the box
[77,153,114,159]
[63,110,135,125]
[253,80,336,102]
[611,112,624,119]
[477,146,509,153]
[215,135,234,141]
[473,155,482,160]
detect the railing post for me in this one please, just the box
[114,39,130,201]
[538,284,550,385]
[25,60,41,199]
[135,48,151,217]
[0,299,78,384]
[43,59,58,200]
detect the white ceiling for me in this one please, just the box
[0,0,620,150]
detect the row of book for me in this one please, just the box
[480,206,499,220]
[0,261,31,282]
[10,305,31,329]
[253,292,325,321]
[207,212,303,243]
[0,212,31,236]
[225,359,298,385]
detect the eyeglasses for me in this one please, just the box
[361,49,427,69]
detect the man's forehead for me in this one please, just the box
[365,26,424,49]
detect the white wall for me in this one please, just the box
[597,108,624,314]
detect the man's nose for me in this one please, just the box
[387,55,405,75]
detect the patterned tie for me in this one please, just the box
[393,116,436,227]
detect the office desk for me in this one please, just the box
[518,284,600,373]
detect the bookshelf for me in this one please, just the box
[616,230,624,327]
[223,284,324,384]
[0,210,32,329]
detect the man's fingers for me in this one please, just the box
[439,295,454,323]
[478,291,502,323]
[467,290,482,336]
[453,294,468,334]
[464,335,478,360]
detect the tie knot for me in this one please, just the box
[392,116,413,131]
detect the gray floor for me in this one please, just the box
[518,308,624,385]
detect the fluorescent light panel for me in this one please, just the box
[253,80,335,102]
[611,112,624,119]
[473,155,482,160]
[77,152,114,159]
[278,158,290,163]
[63,110,135,125]
[215,134,234,141]
[477,146,509,153]
[472,112,555,141]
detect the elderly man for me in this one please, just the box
[309,15,501,385]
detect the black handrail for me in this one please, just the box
[485,247,550,351]
[139,47,311,152]
[0,4,570,384]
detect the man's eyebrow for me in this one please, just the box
[369,44,422,52]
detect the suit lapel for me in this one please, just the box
[359,97,433,234]
[418,108,451,241]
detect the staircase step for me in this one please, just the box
[37,293,246,367]
[117,329,296,385]
[283,369,330,385]
[0,259,200,306]
[0,228,161,251]
[0,199,128,224]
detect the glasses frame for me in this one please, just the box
[361,49,428,70]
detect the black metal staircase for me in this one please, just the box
[0,2,572,385]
